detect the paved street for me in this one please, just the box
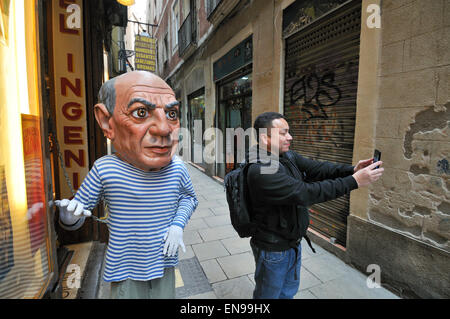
[96,161,400,299]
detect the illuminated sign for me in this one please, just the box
[134,34,156,72]
[117,0,135,6]
[52,0,89,198]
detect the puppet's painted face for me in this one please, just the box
[109,72,180,171]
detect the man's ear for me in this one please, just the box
[260,133,269,146]
[94,104,114,139]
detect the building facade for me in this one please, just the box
[153,0,450,298]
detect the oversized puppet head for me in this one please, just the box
[94,71,180,171]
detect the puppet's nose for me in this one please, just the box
[149,109,172,136]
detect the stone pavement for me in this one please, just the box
[95,162,400,299]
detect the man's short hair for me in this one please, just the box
[253,112,285,143]
[98,77,117,115]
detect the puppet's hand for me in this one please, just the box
[26,202,44,220]
[163,225,185,257]
[55,199,91,226]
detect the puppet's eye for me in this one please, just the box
[132,108,148,119]
[166,110,178,120]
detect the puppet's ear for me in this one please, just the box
[94,104,114,140]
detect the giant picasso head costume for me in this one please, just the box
[94,71,180,171]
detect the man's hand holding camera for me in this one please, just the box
[352,160,384,187]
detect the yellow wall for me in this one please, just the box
[349,0,382,221]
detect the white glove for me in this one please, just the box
[26,202,44,220]
[54,199,91,226]
[162,225,185,256]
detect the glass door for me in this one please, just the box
[216,69,252,178]
[188,88,206,169]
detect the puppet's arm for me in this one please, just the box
[172,169,198,228]
[163,166,198,256]
[55,164,103,231]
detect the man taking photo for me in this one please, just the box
[246,112,383,299]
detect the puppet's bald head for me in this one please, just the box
[98,71,175,115]
[94,71,180,171]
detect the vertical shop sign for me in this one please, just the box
[52,0,89,198]
[134,34,156,72]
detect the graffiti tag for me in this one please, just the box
[290,70,342,120]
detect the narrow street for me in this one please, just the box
[82,162,399,299]
[1,0,447,300]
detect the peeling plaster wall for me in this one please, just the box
[369,0,450,252]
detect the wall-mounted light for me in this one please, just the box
[117,0,135,6]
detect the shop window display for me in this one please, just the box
[0,1,53,298]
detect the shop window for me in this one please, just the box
[0,1,53,298]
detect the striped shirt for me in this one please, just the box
[73,154,198,282]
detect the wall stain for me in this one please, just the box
[403,108,449,159]
[437,201,450,215]
[410,164,430,175]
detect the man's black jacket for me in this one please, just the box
[246,146,358,251]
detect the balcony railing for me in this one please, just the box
[178,12,197,57]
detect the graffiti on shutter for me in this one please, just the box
[284,0,362,246]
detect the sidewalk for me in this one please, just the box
[95,162,400,299]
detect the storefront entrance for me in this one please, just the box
[213,35,253,179]
[217,68,253,178]
[188,88,206,169]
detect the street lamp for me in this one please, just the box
[117,0,135,6]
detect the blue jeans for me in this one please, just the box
[251,240,302,299]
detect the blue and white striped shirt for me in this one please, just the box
[73,154,198,282]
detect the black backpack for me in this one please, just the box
[224,162,256,238]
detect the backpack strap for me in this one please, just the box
[284,151,303,178]
[284,151,317,255]
[303,235,316,253]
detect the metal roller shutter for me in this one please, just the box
[283,0,362,246]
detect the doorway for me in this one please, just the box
[188,88,206,169]
[216,66,252,178]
